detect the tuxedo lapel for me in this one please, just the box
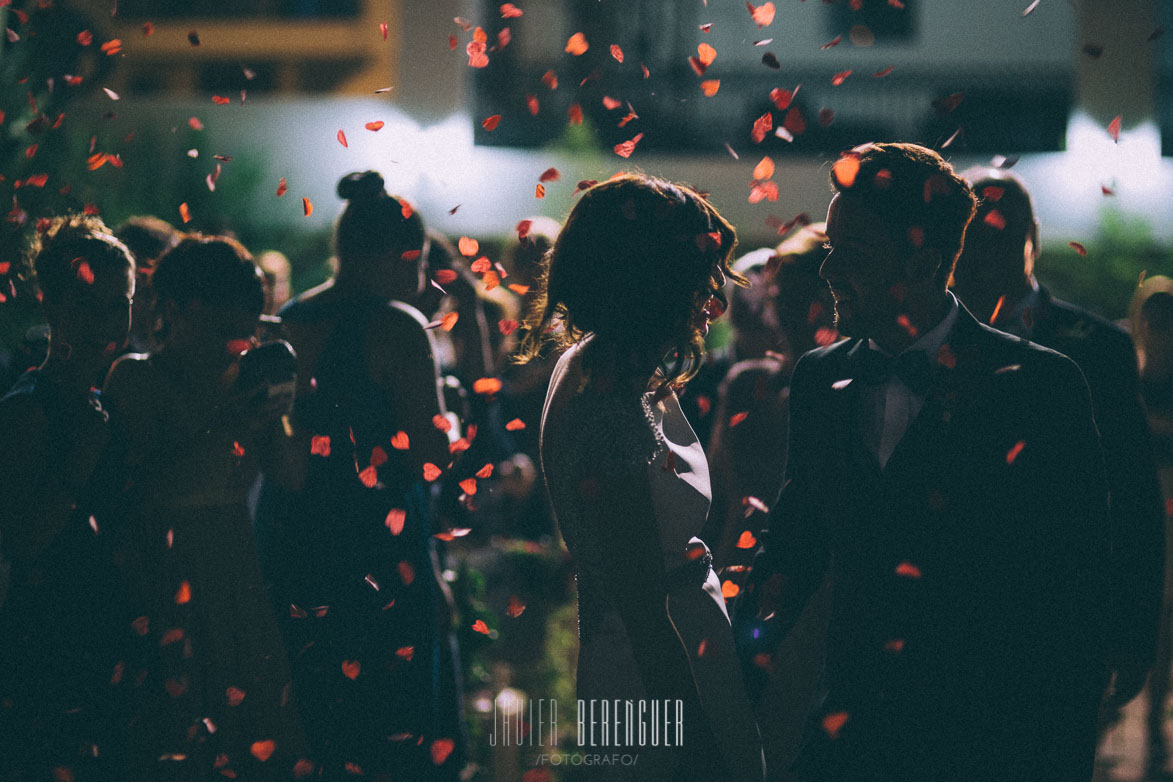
[878,307,989,481]
[835,340,884,480]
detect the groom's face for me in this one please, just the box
[820,194,908,339]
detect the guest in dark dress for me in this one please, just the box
[952,169,1165,716]
[102,236,307,780]
[262,171,466,780]
[705,223,836,566]
[0,215,136,781]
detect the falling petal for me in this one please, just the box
[822,712,850,739]
[751,112,773,143]
[747,1,775,27]
[832,153,860,188]
[385,508,406,535]
[613,132,644,158]
[565,32,589,56]
[894,561,922,578]
[753,156,775,181]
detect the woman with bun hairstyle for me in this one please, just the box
[518,173,766,780]
[0,215,136,781]
[261,171,465,780]
[102,235,307,780]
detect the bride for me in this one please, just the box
[517,174,765,781]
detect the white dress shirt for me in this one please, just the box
[860,292,961,468]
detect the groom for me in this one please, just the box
[735,143,1111,781]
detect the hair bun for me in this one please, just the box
[337,171,385,202]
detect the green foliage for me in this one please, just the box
[550,112,602,156]
[1037,208,1170,322]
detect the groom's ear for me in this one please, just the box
[906,247,942,286]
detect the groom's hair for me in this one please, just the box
[830,142,977,290]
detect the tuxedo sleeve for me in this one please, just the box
[734,353,831,682]
[1016,353,1112,681]
[1092,330,1165,673]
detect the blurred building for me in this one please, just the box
[75,0,393,96]
[47,0,1173,247]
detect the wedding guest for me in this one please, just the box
[705,225,837,780]
[497,216,562,539]
[0,215,135,781]
[102,235,307,780]
[520,173,765,780]
[264,171,466,780]
[1131,276,1173,779]
[258,250,293,316]
[737,143,1111,781]
[953,169,1165,716]
[705,223,836,565]
[114,215,180,355]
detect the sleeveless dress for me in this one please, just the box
[257,293,465,780]
[108,355,307,780]
[540,343,765,781]
[0,370,132,781]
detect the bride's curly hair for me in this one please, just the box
[516,173,744,388]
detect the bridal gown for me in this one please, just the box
[541,343,765,781]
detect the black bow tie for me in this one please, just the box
[851,347,943,395]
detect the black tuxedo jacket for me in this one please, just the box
[1027,285,1165,674]
[736,305,1111,781]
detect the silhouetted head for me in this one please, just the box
[152,235,264,370]
[334,170,428,301]
[115,215,180,270]
[728,223,835,361]
[115,215,180,353]
[821,142,976,341]
[519,173,744,387]
[32,214,135,363]
[257,250,292,316]
[1132,275,1173,382]
[951,168,1038,323]
[771,223,838,358]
